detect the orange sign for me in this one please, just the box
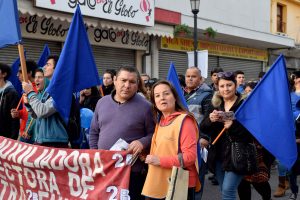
[161,37,268,61]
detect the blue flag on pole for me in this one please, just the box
[37,44,51,68]
[46,5,100,123]
[235,55,297,169]
[167,62,188,109]
[0,0,21,48]
[8,57,22,97]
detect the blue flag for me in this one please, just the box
[37,44,51,68]
[8,57,22,97]
[167,62,188,109]
[0,0,21,48]
[235,55,297,169]
[46,5,100,123]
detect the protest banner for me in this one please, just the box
[0,136,131,199]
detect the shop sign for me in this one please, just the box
[34,0,154,26]
[20,13,149,50]
[161,37,268,62]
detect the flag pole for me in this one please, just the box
[18,44,28,82]
[15,96,22,110]
[212,127,226,145]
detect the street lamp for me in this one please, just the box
[190,0,200,67]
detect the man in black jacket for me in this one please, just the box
[0,63,19,139]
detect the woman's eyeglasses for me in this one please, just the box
[217,72,234,79]
[144,79,155,84]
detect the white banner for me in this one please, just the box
[35,0,155,27]
[187,50,208,78]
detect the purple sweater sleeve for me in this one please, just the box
[89,102,100,149]
[137,105,155,149]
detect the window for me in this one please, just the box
[277,4,286,33]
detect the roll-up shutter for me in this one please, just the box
[219,57,263,81]
[204,55,219,84]
[159,50,187,79]
[159,50,220,80]
[0,38,61,66]
[92,46,135,76]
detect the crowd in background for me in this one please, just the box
[0,55,299,200]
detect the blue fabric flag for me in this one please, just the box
[0,0,21,48]
[46,5,100,123]
[235,55,297,169]
[8,57,22,97]
[37,44,51,68]
[167,62,188,109]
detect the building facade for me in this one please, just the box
[0,0,297,80]
[153,0,295,81]
[270,0,300,71]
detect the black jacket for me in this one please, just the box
[200,95,254,173]
[0,82,20,139]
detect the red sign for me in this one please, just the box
[0,137,131,199]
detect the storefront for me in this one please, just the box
[158,37,268,81]
[0,0,173,76]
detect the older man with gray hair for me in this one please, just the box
[184,66,213,199]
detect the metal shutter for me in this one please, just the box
[159,50,187,79]
[219,57,263,81]
[92,45,135,76]
[158,50,220,80]
[0,38,61,66]
[205,55,219,84]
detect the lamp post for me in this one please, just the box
[190,0,200,67]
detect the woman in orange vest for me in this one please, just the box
[142,80,200,200]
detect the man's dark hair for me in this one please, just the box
[258,71,266,79]
[104,69,116,79]
[35,68,44,75]
[0,63,11,81]
[47,55,59,68]
[245,81,258,90]
[234,70,244,78]
[19,60,38,78]
[178,74,186,88]
[211,67,224,76]
[116,66,140,82]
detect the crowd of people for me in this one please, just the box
[0,55,299,200]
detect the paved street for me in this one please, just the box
[202,167,300,200]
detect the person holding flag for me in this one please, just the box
[200,72,256,200]
[11,60,38,141]
[22,55,69,148]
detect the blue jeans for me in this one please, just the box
[215,161,243,200]
[277,160,288,176]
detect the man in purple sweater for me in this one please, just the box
[89,66,155,200]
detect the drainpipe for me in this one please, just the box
[142,35,153,74]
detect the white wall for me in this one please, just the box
[156,0,270,33]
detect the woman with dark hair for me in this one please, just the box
[200,72,256,200]
[79,86,101,111]
[142,80,200,200]
[99,69,116,96]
